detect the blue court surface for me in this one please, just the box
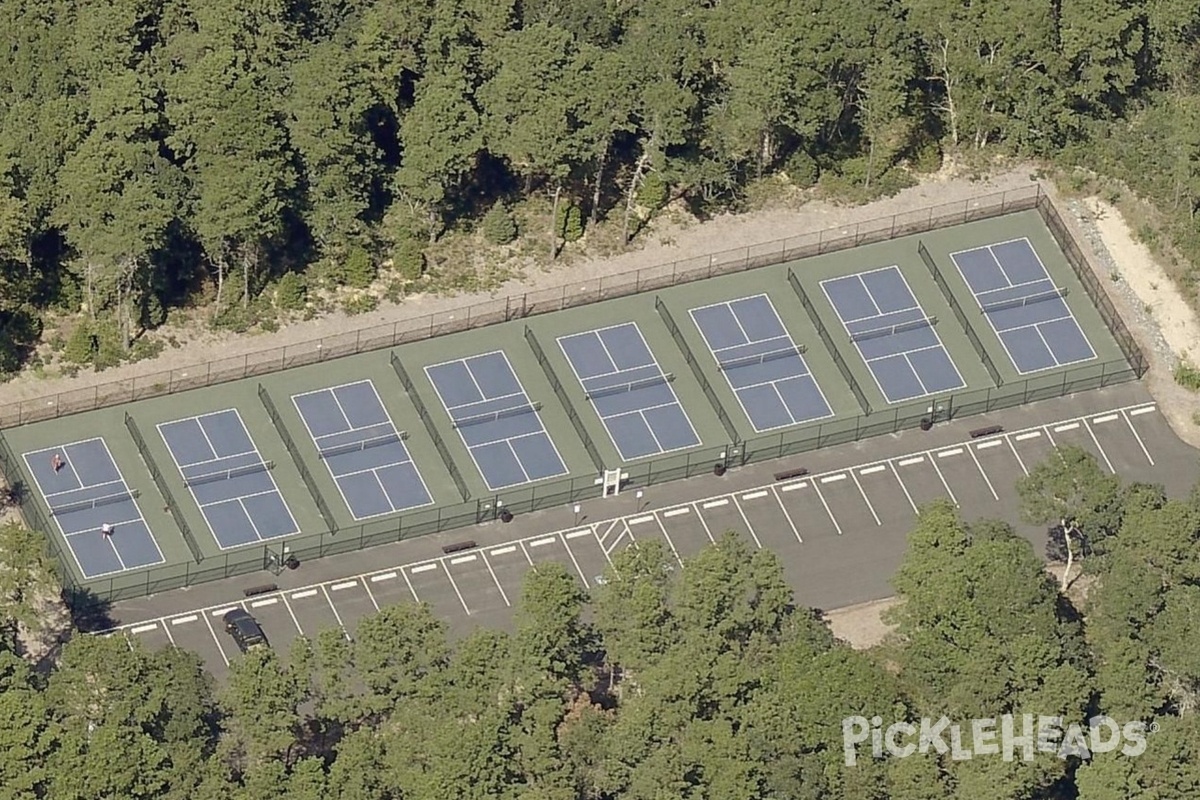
[950,238,1097,374]
[558,322,701,461]
[821,266,966,404]
[690,294,834,432]
[22,438,164,579]
[158,409,299,549]
[425,351,568,491]
[292,380,433,520]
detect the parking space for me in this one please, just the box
[116,401,1174,679]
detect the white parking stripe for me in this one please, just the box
[938,448,963,458]
[1123,409,1155,466]
[449,554,476,565]
[1092,413,1118,424]
[330,581,357,591]
[529,536,556,547]
[898,456,924,466]
[250,597,278,608]
[1015,431,1041,441]
[820,473,846,484]
[565,530,592,539]
[371,571,397,582]
[411,564,437,574]
[780,481,806,491]
[130,623,157,634]
[975,440,1002,449]
[211,607,237,617]
[1129,405,1155,416]
[703,498,729,508]
[741,490,768,500]
[291,590,318,599]
[627,515,655,525]
[1054,422,1080,432]
[172,615,198,625]
[859,465,886,475]
[1084,419,1116,473]
[491,545,517,556]
[663,507,690,517]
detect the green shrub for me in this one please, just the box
[1174,361,1200,391]
[128,337,165,363]
[341,294,378,316]
[482,202,518,245]
[139,292,167,330]
[784,149,819,188]
[637,171,668,211]
[559,203,583,242]
[273,272,307,311]
[393,238,425,281]
[92,318,125,371]
[61,319,96,365]
[211,304,253,333]
[343,247,377,289]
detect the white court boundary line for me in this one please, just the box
[291,379,435,521]
[158,408,300,551]
[425,351,569,492]
[948,237,1097,376]
[557,322,703,462]
[108,401,1160,638]
[23,437,165,579]
[688,294,836,433]
[819,266,966,405]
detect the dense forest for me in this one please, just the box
[0,446,1197,799]
[1,0,1200,376]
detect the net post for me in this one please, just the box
[917,240,1003,388]
[257,383,338,534]
[787,269,873,415]
[653,296,742,449]
[390,353,471,502]
[124,411,204,564]
[523,326,606,473]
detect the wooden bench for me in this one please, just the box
[774,467,809,482]
[969,425,1004,438]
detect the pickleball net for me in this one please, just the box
[183,461,274,487]
[718,346,806,371]
[585,373,674,400]
[451,402,541,429]
[50,489,140,516]
[318,431,407,459]
[850,317,936,342]
[980,286,1068,313]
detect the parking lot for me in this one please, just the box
[116,401,1179,679]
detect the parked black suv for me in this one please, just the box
[222,608,268,653]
